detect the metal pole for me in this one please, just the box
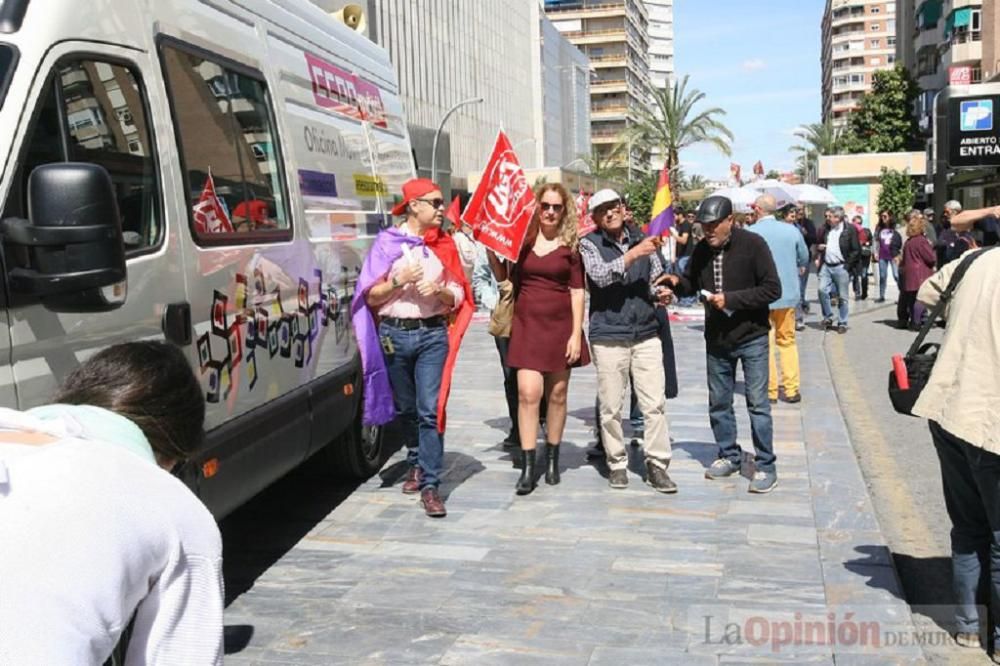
[431,96,484,184]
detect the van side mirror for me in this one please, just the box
[1,163,127,311]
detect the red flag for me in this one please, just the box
[753,160,764,177]
[730,163,742,186]
[462,131,536,261]
[421,227,475,432]
[575,190,595,237]
[192,173,235,234]
[444,195,461,228]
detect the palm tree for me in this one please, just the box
[581,145,628,182]
[792,121,841,181]
[682,173,707,192]
[624,75,734,171]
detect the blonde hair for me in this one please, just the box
[529,183,579,251]
[905,210,926,237]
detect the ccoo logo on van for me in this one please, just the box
[960,100,993,132]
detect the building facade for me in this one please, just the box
[544,0,653,168]
[645,0,674,169]
[534,10,593,169]
[896,0,987,138]
[821,0,898,128]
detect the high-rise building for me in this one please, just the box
[312,1,591,194]
[645,0,674,91]
[544,0,653,169]
[534,11,593,168]
[897,0,986,137]
[821,0,898,129]
[644,0,673,169]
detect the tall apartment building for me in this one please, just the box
[896,0,987,137]
[544,0,653,168]
[645,0,674,91]
[821,0,898,128]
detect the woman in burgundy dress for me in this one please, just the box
[489,183,589,495]
[898,210,937,330]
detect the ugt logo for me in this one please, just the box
[960,100,993,132]
[483,150,532,229]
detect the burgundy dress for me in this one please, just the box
[507,245,591,372]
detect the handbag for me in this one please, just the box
[888,247,996,416]
[488,279,514,337]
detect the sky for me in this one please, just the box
[673,0,824,181]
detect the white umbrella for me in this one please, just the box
[747,178,798,209]
[792,183,837,205]
[710,186,758,213]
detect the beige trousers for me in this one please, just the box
[591,337,672,471]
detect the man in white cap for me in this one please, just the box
[578,189,676,493]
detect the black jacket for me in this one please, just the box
[674,228,781,349]
[819,222,861,272]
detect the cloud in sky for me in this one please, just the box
[742,59,766,72]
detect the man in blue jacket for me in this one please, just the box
[747,195,809,404]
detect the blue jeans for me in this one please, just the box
[818,264,851,326]
[878,258,899,301]
[380,322,449,489]
[931,421,1000,642]
[706,336,775,472]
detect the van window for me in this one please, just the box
[2,59,161,253]
[160,44,290,242]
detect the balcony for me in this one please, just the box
[942,31,982,66]
[832,79,868,93]
[589,53,627,68]
[591,78,628,93]
[915,26,941,52]
[562,28,627,45]
[831,12,866,29]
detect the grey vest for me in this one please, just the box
[584,226,659,343]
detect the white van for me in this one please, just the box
[0,0,414,517]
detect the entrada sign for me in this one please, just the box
[947,95,1000,168]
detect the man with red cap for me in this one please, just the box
[351,178,473,517]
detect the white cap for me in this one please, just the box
[588,188,621,213]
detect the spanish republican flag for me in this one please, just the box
[647,161,674,237]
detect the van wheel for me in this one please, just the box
[327,405,385,479]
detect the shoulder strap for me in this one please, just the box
[907,247,998,356]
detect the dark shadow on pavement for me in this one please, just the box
[221,425,403,607]
[438,451,487,500]
[223,625,254,655]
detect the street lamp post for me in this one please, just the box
[431,96,484,184]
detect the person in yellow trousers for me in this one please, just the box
[746,194,809,403]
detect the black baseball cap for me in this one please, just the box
[695,196,733,224]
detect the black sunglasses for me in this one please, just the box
[540,203,564,213]
[416,197,445,209]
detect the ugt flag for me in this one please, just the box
[193,172,235,234]
[647,162,674,237]
[462,131,536,261]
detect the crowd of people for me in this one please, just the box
[6,170,1000,664]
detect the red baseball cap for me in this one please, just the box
[390,177,441,216]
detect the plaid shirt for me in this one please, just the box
[712,248,725,293]
[579,227,664,294]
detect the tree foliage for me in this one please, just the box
[623,75,734,170]
[876,167,916,221]
[840,66,921,154]
[622,171,657,227]
[581,145,627,182]
[791,120,842,181]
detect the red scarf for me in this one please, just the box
[422,227,474,432]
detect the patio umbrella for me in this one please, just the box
[710,186,758,213]
[792,183,837,205]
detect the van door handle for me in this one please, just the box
[162,302,192,346]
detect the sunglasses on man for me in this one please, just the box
[416,197,445,209]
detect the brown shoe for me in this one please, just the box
[420,488,447,518]
[402,466,422,494]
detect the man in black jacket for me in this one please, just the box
[660,196,782,494]
[816,206,861,333]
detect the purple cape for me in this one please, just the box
[351,228,425,425]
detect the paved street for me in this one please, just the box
[221,295,940,665]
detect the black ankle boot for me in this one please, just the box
[545,444,560,485]
[516,448,537,495]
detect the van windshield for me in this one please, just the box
[0,45,14,109]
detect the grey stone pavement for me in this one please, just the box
[223,303,933,664]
